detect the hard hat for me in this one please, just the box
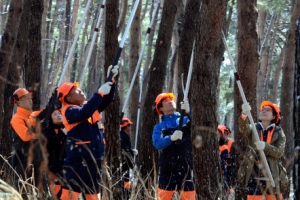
[217,125,231,136]
[11,88,32,104]
[57,82,79,104]
[260,101,281,125]
[120,117,133,128]
[154,93,175,115]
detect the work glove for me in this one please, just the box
[107,65,119,79]
[170,130,183,141]
[242,102,251,114]
[98,82,112,95]
[255,141,265,150]
[180,101,190,114]
[62,128,67,135]
[132,149,138,156]
[228,188,235,200]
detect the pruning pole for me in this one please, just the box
[58,0,93,86]
[178,40,195,130]
[106,0,141,82]
[175,41,195,145]
[121,0,160,120]
[79,0,107,88]
[221,31,275,187]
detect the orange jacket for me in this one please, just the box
[10,107,38,142]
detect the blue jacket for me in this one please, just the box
[152,112,193,171]
[63,83,115,162]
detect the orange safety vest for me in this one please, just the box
[62,104,102,132]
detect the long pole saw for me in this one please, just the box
[176,40,195,144]
[79,0,107,88]
[121,0,160,121]
[221,31,275,187]
[58,0,93,86]
[106,0,141,82]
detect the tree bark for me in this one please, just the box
[138,0,180,193]
[190,0,227,199]
[176,0,201,107]
[24,0,43,110]
[0,0,22,140]
[129,0,141,140]
[103,0,121,199]
[280,0,300,198]
[235,0,259,199]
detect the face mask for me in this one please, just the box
[219,137,226,146]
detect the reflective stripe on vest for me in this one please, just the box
[62,104,102,132]
[259,128,275,144]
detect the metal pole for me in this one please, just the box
[106,0,141,82]
[121,0,160,119]
[221,31,275,187]
[79,0,107,88]
[58,0,93,86]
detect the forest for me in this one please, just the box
[0,0,300,199]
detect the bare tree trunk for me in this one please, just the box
[128,0,141,138]
[87,7,106,98]
[235,0,259,199]
[176,0,201,107]
[272,46,284,103]
[0,0,22,138]
[117,0,128,33]
[77,10,92,81]
[190,0,227,198]
[280,1,300,198]
[138,0,180,193]
[41,0,48,68]
[257,13,276,107]
[41,0,59,106]
[24,0,43,110]
[294,13,300,200]
[50,0,66,89]
[103,0,121,199]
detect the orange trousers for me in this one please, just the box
[158,188,196,200]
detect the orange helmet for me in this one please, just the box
[120,117,133,128]
[11,88,32,104]
[260,101,281,125]
[217,125,231,136]
[154,93,175,115]
[57,82,79,104]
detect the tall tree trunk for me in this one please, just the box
[272,46,284,103]
[176,0,201,107]
[280,0,300,198]
[103,0,121,199]
[190,0,227,199]
[294,13,300,200]
[0,0,22,140]
[235,0,259,199]
[138,0,180,194]
[129,0,141,139]
[87,7,106,98]
[25,0,43,110]
[41,0,59,106]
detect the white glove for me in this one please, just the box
[170,130,183,141]
[107,65,119,79]
[62,128,67,135]
[242,102,251,114]
[228,188,235,200]
[255,141,265,150]
[132,149,138,156]
[98,82,112,95]
[181,101,190,114]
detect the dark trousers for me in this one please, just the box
[62,159,102,194]
[158,170,194,191]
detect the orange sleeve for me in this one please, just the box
[11,116,37,142]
